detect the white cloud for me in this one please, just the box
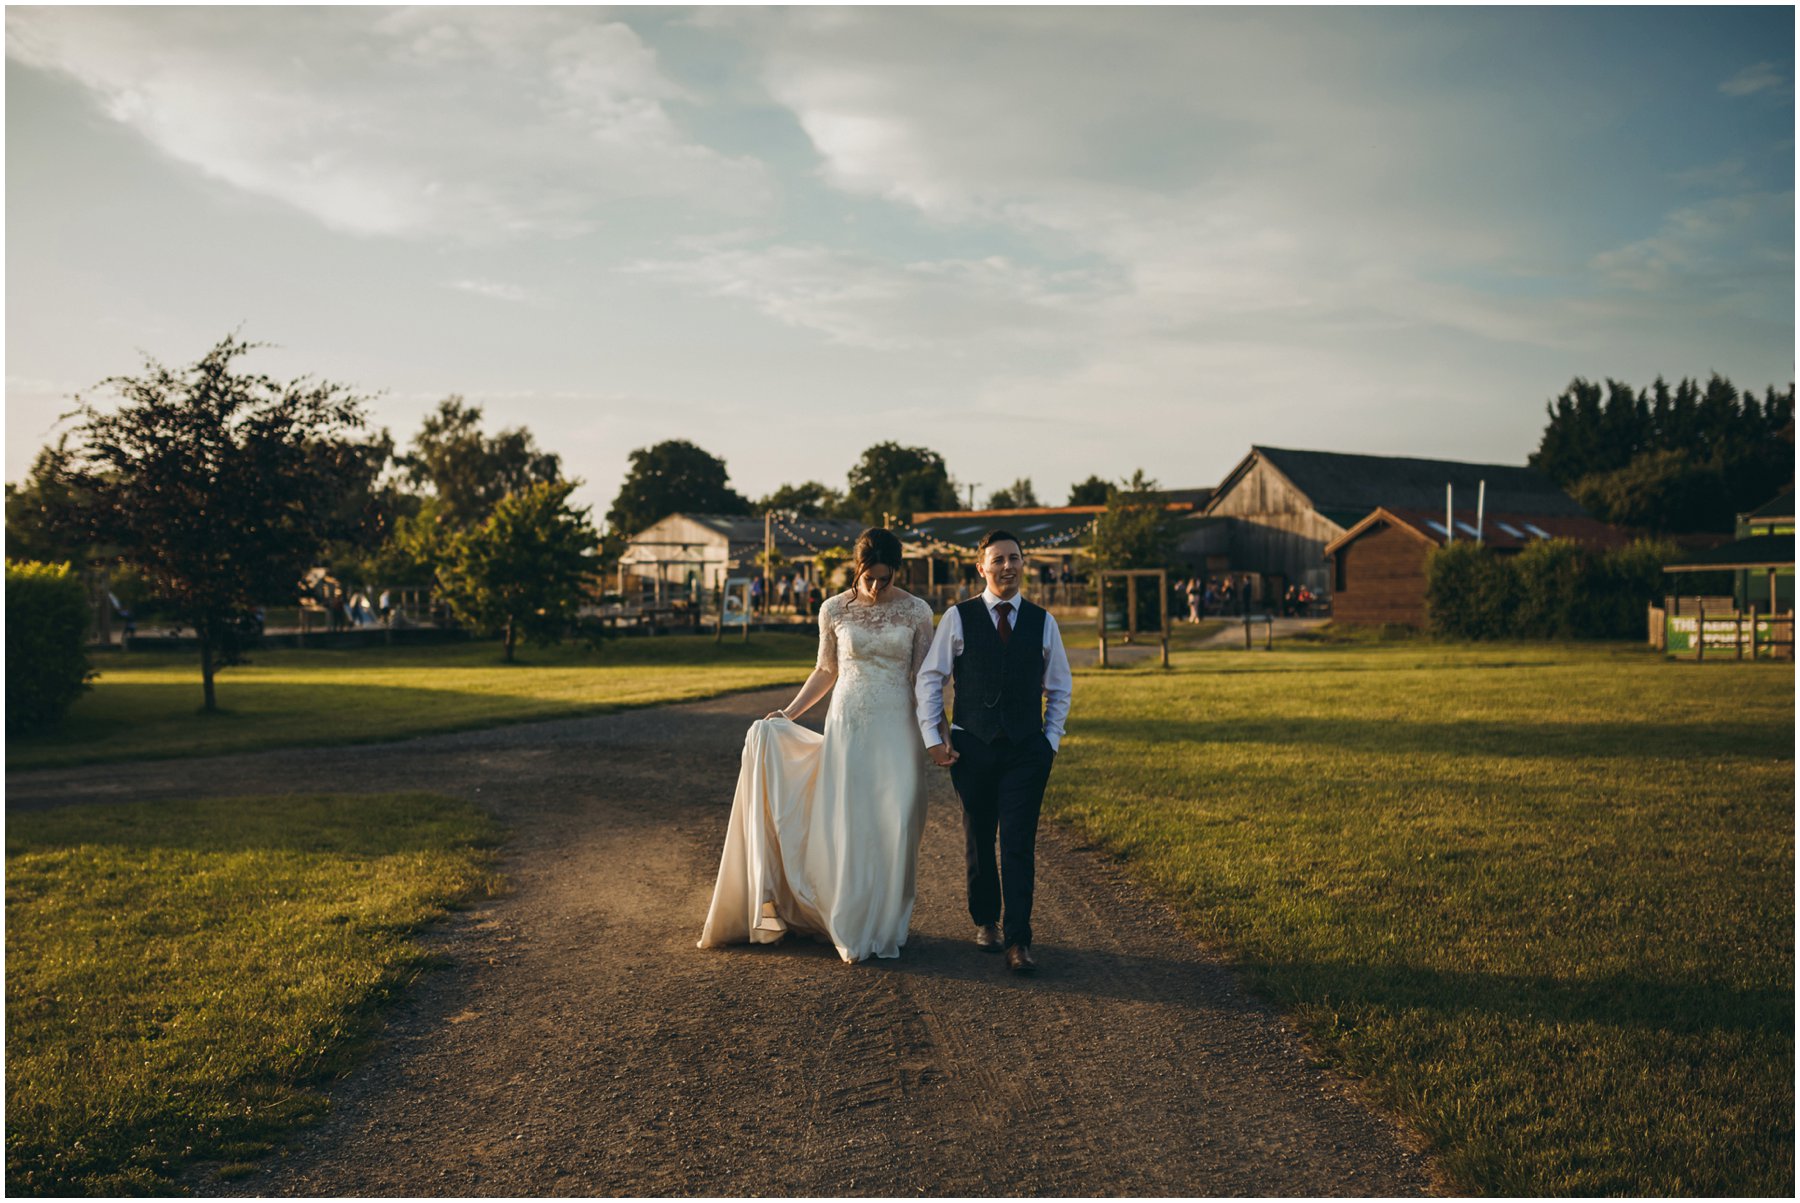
[446,279,532,304]
[1590,192,1794,296]
[623,244,1113,352]
[1720,61,1787,97]
[5,7,772,241]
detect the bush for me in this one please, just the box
[6,560,94,730]
[1511,539,1591,639]
[1427,538,1679,641]
[1590,539,1680,640]
[1424,542,1518,639]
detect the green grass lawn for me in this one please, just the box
[4,792,503,1195]
[9,634,818,770]
[1051,641,1793,1196]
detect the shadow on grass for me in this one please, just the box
[724,934,1790,1035]
[1072,714,1794,762]
[6,674,811,772]
[5,792,506,862]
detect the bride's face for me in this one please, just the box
[856,564,895,601]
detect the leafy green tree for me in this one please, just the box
[315,427,420,584]
[60,334,369,710]
[986,478,1039,509]
[4,439,98,565]
[843,442,957,526]
[400,397,561,529]
[1091,470,1178,570]
[1530,373,1793,532]
[1569,449,1730,534]
[384,496,460,588]
[756,481,844,518]
[439,481,599,662]
[606,439,749,538]
[1066,475,1112,506]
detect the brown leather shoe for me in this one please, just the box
[974,923,1003,952]
[1005,945,1036,973]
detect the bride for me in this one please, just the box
[698,527,936,962]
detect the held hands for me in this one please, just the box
[927,743,959,768]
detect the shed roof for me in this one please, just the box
[1744,487,1795,523]
[1665,533,1795,572]
[1325,507,1629,556]
[1211,446,1588,520]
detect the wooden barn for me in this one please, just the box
[1324,507,1630,627]
[1185,446,1591,603]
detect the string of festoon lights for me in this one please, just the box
[769,513,1097,557]
[769,515,831,555]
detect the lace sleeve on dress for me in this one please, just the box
[816,595,839,672]
[909,596,935,680]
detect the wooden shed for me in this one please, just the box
[617,512,866,604]
[1324,507,1629,627]
[1194,446,1591,603]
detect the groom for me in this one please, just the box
[916,530,1073,973]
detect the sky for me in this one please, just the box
[6,5,1794,524]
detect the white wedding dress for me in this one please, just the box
[699,590,935,962]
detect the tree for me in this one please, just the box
[438,480,599,662]
[606,439,748,538]
[1568,448,1728,534]
[1067,475,1112,506]
[62,334,369,710]
[1530,373,1793,532]
[756,481,844,518]
[4,438,98,565]
[986,478,1039,509]
[317,427,420,584]
[1091,470,1178,570]
[843,442,958,526]
[399,396,561,529]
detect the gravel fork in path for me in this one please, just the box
[7,687,1441,1197]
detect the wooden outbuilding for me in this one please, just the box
[617,513,866,606]
[1324,507,1628,627]
[1186,446,1591,603]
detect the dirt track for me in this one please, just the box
[7,688,1441,1197]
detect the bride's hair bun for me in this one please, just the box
[851,527,903,588]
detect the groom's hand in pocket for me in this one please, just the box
[927,743,959,767]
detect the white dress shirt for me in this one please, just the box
[915,590,1073,752]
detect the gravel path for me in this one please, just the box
[7,687,1441,1197]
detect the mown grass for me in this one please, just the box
[4,792,503,1195]
[1050,641,1793,1195]
[9,634,818,770]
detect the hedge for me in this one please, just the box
[6,560,93,730]
[1425,538,1677,641]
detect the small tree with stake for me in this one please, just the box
[439,481,599,662]
[65,334,370,711]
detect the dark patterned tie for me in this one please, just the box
[995,601,1013,645]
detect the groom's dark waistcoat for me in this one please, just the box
[952,596,1047,744]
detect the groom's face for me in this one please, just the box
[979,540,1024,599]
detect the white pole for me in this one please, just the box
[1446,484,1454,544]
[1476,480,1486,544]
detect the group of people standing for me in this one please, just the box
[700,527,1070,974]
[748,572,825,619]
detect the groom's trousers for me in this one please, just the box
[949,728,1056,949]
